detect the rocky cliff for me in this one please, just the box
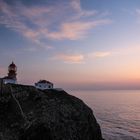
[0,84,103,140]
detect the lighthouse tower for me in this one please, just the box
[8,61,17,79]
[3,62,17,84]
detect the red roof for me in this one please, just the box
[9,61,16,68]
[37,80,53,84]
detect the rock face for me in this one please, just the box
[0,84,103,140]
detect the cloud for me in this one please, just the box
[88,51,111,58]
[52,51,111,64]
[53,54,84,64]
[71,0,97,18]
[88,45,140,59]
[46,20,110,40]
[113,45,140,56]
[0,0,111,45]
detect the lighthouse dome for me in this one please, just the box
[8,62,17,71]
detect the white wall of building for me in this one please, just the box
[3,79,17,84]
[35,83,53,90]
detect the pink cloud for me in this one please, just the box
[0,0,111,44]
[88,51,111,58]
[45,20,111,40]
[53,54,84,64]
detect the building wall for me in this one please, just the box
[35,83,53,90]
[3,79,17,84]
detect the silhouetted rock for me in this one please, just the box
[0,84,104,140]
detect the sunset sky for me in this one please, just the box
[1,0,140,90]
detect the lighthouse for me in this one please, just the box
[3,62,17,84]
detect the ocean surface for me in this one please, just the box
[69,90,140,140]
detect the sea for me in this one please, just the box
[69,90,140,140]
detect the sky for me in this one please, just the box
[1,0,140,90]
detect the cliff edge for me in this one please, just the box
[0,84,103,140]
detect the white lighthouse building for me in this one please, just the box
[35,80,53,90]
[3,62,17,84]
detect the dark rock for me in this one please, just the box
[0,84,104,140]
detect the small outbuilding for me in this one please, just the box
[35,80,53,90]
